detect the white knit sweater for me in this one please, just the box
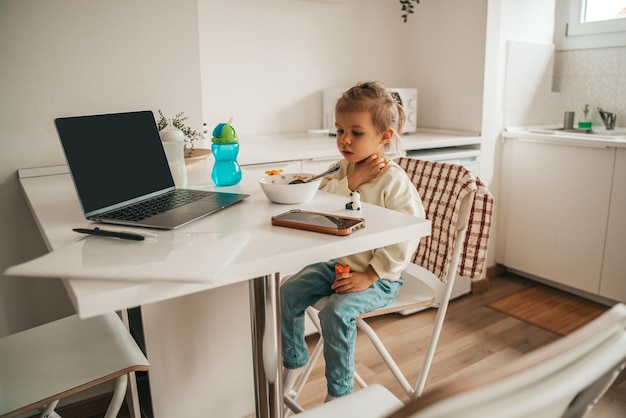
[319,159,425,281]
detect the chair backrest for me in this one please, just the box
[386,303,626,418]
[396,157,493,283]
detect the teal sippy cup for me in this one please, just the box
[211,120,242,186]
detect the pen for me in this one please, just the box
[72,227,151,241]
[119,229,158,239]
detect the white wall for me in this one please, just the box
[0,0,203,334]
[404,0,487,133]
[198,0,406,135]
[197,0,487,136]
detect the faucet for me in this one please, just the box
[596,107,617,130]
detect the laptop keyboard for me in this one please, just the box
[102,189,214,222]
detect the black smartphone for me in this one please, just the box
[271,209,365,236]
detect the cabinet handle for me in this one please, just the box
[241,161,294,168]
[308,156,340,162]
[515,138,609,149]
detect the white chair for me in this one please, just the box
[0,312,150,418]
[294,302,626,418]
[285,158,494,412]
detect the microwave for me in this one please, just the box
[322,87,418,134]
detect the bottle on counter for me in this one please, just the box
[159,119,188,188]
[211,119,242,186]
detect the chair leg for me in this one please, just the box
[104,375,129,418]
[354,370,368,388]
[413,228,466,398]
[39,400,60,418]
[414,300,450,397]
[357,319,414,397]
[293,335,324,397]
[284,393,305,415]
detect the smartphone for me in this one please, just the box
[271,210,365,236]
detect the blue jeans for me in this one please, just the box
[280,261,402,397]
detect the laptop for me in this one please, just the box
[55,110,248,230]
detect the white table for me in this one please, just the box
[9,162,430,418]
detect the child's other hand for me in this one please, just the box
[348,154,388,191]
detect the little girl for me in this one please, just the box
[280,81,425,401]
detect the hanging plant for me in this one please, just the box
[399,0,420,23]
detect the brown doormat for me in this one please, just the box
[487,285,608,336]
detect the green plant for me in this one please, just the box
[399,0,420,23]
[156,110,203,157]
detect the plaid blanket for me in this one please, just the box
[396,157,494,282]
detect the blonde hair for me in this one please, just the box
[335,81,406,154]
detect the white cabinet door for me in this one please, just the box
[600,148,626,302]
[499,139,614,293]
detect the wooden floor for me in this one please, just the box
[294,273,626,417]
[35,273,625,417]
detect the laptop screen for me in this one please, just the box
[55,111,174,214]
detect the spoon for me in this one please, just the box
[289,164,341,184]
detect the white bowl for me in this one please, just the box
[258,173,322,204]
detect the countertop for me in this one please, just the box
[504,126,626,148]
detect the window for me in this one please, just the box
[583,0,626,22]
[555,0,626,50]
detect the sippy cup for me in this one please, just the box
[211,120,242,186]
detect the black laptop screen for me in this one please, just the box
[55,111,174,214]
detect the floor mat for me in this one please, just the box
[486,285,608,336]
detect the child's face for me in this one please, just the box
[335,111,392,164]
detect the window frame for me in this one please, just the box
[555,0,626,50]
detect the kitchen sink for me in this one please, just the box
[529,127,626,139]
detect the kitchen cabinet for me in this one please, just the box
[600,148,626,302]
[499,136,622,301]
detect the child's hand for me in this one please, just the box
[332,264,378,293]
[348,154,388,191]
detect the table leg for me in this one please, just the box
[249,273,283,418]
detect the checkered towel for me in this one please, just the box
[396,157,494,282]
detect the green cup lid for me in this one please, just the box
[211,123,238,143]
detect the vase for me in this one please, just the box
[159,120,188,188]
